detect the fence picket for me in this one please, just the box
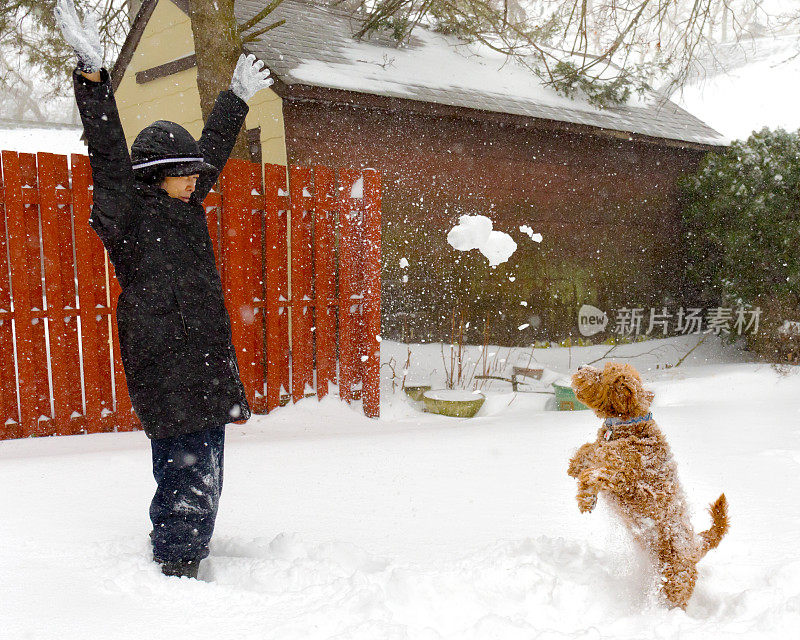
[3,152,41,434]
[71,154,104,429]
[263,164,290,412]
[312,166,337,399]
[289,166,315,403]
[0,154,20,437]
[20,153,54,435]
[39,153,83,434]
[220,160,265,414]
[362,169,382,418]
[71,155,111,432]
[337,170,361,403]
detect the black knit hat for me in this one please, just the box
[131,120,217,182]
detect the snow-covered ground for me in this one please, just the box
[0,121,86,156]
[1,336,799,639]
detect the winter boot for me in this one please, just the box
[159,559,200,579]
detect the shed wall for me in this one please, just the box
[283,98,705,343]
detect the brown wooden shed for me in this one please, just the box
[114,0,727,343]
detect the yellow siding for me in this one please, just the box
[114,0,287,165]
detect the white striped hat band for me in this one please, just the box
[131,157,206,170]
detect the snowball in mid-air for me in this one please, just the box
[447,215,493,251]
[448,215,517,267]
[481,230,518,267]
[520,225,543,243]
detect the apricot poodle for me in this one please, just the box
[567,362,729,608]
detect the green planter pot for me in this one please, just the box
[553,384,590,411]
[423,389,485,418]
[403,385,432,401]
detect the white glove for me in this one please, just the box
[230,53,274,103]
[54,0,104,74]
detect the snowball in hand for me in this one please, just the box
[54,0,104,73]
[448,215,517,267]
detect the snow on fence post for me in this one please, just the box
[263,163,290,412]
[312,165,338,400]
[220,159,266,415]
[362,169,381,418]
[288,166,315,403]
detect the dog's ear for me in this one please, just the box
[639,388,654,412]
[609,375,638,417]
[608,366,653,417]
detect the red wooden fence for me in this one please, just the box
[0,152,381,440]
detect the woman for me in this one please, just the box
[55,0,274,578]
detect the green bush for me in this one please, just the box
[681,128,800,360]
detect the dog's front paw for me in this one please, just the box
[567,444,594,478]
[577,491,598,513]
[567,457,584,478]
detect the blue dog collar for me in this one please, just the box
[602,413,652,441]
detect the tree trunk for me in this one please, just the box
[187,0,250,161]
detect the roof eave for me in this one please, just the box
[279,82,727,152]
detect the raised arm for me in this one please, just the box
[56,0,135,244]
[73,70,136,242]
[194,54,273,201]
[194,91,250,202]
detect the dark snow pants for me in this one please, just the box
[149,425,225,563]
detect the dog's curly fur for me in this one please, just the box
[568,362,729,608]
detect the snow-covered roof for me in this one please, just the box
[235,0,725,148]
[672,34,800,142]
[115,0,724,149]
[0,120,86,156]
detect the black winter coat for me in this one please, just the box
[74,70,252,439]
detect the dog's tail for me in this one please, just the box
[697,493,729,560]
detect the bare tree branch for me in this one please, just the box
[337,0,797,107]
